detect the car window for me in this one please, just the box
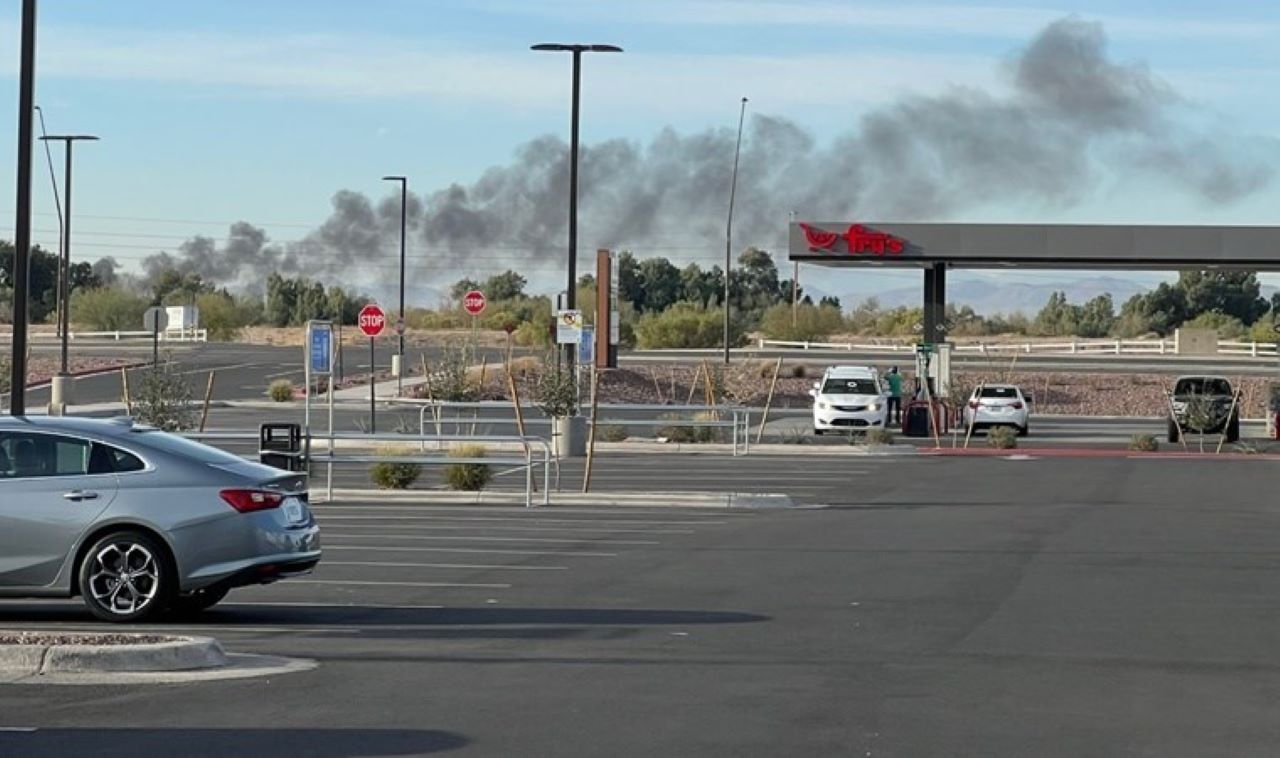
[130,429,245,465]
[1175,378,1230,395]
[822,378,879,395]
[0,432,91,478]
[107,445,146,473]
[978,387,1019,399]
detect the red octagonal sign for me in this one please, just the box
[358,304,387,337]
[463,290,487,316]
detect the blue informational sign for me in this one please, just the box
[578,325,595,364]
[309,322,333,375]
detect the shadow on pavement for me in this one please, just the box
[0,728,467,757]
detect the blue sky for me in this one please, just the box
[3,0,1280,305]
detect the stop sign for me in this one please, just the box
[358,304,386,337]
[463,290,487,316]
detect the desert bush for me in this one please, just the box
[132,358,196,431]
[445,444,492,491]
[864,428,895,446]
[70,287,149,331]
[1129,434,1159,452]
[791,364,808,379]
[599,425,629,442]
[268,379,295,402]
[425,342,481,402]
[1182,311,1247,340]
[635,302,742,349]
[196,292,262,341]
[534,364,578,418]
[656,411,720,443]
[987,426,1018,450]
[370,449,422,489]
[759,302,844,342]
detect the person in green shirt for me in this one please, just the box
[885,366,904,425]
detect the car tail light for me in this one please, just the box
[220,489,285,513]
[1011,402,1024,409]
[969,401,980,409]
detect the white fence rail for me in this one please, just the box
[756,338,1279,358]
[0,328,208,343]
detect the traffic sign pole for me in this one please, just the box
[370,335,376,434]
[357,304,388,434]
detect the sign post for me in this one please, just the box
[305,320,333,485]
[143,307,169,367]
[463,289,487,338]
[358,304,387,433]
[556,309,584,345]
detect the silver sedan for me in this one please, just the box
[0,416,320,622]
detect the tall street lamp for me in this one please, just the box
[382,175,407,395]
[40,133,98,415]
[531,42,622,369]
[724,96,748,365]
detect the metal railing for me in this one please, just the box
[182,428,552,507]
[756,337,1279,358]
[386,398,754,456]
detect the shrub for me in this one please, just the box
[196,292,261,341]
[790,364,808,379]
[1249,319,1279,344]
[1182,311,1247,340]
[513,321,551,348]
[268,379,295,402]
[445,444,492,491]
[534,364,578,418]
[599,425,629,442]
[370,449,422,490]
[132,358,196,431]
[656,412,720,443]
[759,302,845,342]
[864,428,895,446]
[635,302,742,349]
[70,287,150,331]
[1129,434,1159,452]
[987,426,1018,450]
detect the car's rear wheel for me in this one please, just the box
[169,586,230,616]
[1017,422,1029,437]
[1168,419,1180,443]
[78,531,174,623]
[814,429,824,436]
[1226,416,1240,443]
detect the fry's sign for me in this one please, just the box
[799,223,905,256]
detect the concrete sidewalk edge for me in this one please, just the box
[0,635,228,676]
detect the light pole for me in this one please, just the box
[724,96,748,365]
[34,106,63,336]
[9,0,37,417]
[382,175,407,395]
[531,42,622,369]
[40,133,97,415]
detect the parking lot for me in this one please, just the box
[5,454,1280,756]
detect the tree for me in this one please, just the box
[1116,283,1186,337]
[483,270,527,302]
[449,277,481,302]
[1031,292,1077,337]
[196,291,261,341]
[1076,294,1115,338]
[0,241,61,322]
[616,251,643,310]
[1178,271,1267,325]
[637,257,682,313]
[732,247,784,322]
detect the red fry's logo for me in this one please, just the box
[798,223,905,256]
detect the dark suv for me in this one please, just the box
[1168,375,1240,443]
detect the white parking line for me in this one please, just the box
[318,524,695,535]
[292,579,511,589]
[0,728,37,732]
[222,601,445,610]
[313,505,755,518]
[324,534,660,546]
[323,561,568,571]
[313,514,728,527]
[326,544,617,557]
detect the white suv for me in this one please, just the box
[811,366,889,435]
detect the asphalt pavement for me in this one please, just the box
[5,456,1280,755]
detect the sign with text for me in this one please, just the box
[358,304,387,337]
[463,290,487,316]
[556,309,584,344]
[578,325,595,364]
[307,321,333,375]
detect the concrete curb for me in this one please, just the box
[317,489,796,509]
[0,635,228,676]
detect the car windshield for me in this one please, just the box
[1175,378,1231,396]
[822,378,879,395]
[978,387,1019,399]
[129,429,247,464]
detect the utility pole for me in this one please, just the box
[9,0,38,416]
[724,96,748,365]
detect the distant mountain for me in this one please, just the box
[849,276,1156,316]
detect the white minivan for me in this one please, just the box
[810,366,889,435]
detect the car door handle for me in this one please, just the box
[62,490,99,502]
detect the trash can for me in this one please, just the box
[902,400,947,437]
[260,423,305,471]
